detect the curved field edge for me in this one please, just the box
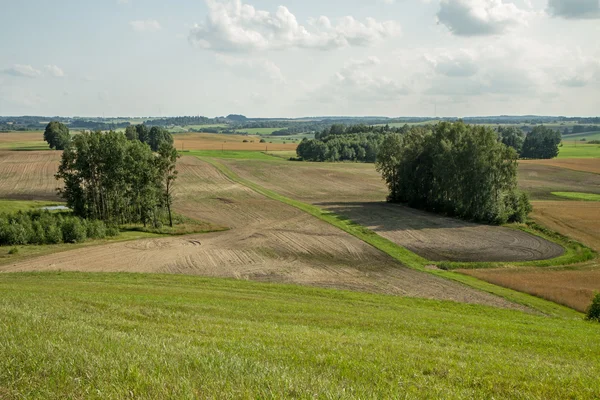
[439,221,596,270]
[551,192,600,201]
[0,272,598,399]
[199,157,580,318]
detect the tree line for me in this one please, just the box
[296,124,410,162]
[377,122,531,225]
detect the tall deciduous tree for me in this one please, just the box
[44,121,71,150]
[497,126,525,154]
[376,122,531,225]
[520,126,562,159]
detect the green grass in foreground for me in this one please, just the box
[0,199,66,214]
[200,157,579,318]
[552,192,600,201]
[558,142,600,159]
[0,272,598,399]
[185,150,281,160]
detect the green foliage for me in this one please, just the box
[296,124,409,162]
[61,218,87,243]
[586,293,600,322]
[520,126,562,159]
[57,130,179,227]
[7,247,18,255]
[497,126,525,154]
[376,122,531,225]
[552,192,600,201]
[0,211,116,246]
[43,121,71,150]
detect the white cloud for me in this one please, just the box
[45,65,65,78]
[437,0,530,36]
[189,0,401,52]
[548,0,600,19]
[2,64,42,78]
[129,19,162,32]
[215,54,286,83]
[311,56,411,104]
[424,50,478,77]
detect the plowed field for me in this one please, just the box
[0,151,61,200]
[0,156,524,310]
[521,158,600,175]
[223,160,563,262]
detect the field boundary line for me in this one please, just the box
[198,156,580,318]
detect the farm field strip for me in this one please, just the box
[0,151,61,200]
[221,159,565,263]
[518,163,600,201]
[520,158,600,175]
[0,156,522,309]
[172,133,298,152]
[200,157,578,318]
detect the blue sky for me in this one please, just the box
[1,0,598,117]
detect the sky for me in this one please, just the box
[0,0,599,118]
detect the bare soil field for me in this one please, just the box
[530,201,600,251]
[0,151,61,200]
[461,264,600,312]
[520,158,600,175]
[518,163,600,201]
[0,156,524,310]
[223,160,564,262]
[174,133,297,151]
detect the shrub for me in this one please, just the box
[106,225,120,237]
[8,247,19,255]
[260,138,266,143]
[61,218,87,243]
[5,223,29,246]
[30,221,46,245]
[586,293,600,322]
[86,220,107,239]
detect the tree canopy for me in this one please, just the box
[376,122,531,225]
[43,121,71,150]
[520,126,562,159]
[56,130,178,227]
[497,126,525,154]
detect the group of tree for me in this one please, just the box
[519,126,562,159]
[0,210,118,246]
[377,122,531,225]
[56,128,179,228]
[125,125,174,151]
[296,124,409,162]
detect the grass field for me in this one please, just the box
[562,131,600,142]
[235,127,286,135]
[0,199,65,214]
[1,272,598,399]
[558,142,600,158]
[0,131,48,151]
[552,192,600,201]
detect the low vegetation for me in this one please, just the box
[377,122,531,225]
[587,293,600,322]
[0,210,118,246]
[1,272,598,399]
[552,192,600,201]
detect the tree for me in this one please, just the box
[156,142,179,227]
[497,126,525,154]
[43,121,71,150]
[520,126,562,159]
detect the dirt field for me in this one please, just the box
[173,133,298,151]
[223,160,564,262]
[461,265,600,312]
[520,158,600,175]
[530,201,600,251]
[0,151,61,200]
[0,155,525,310]
[518,163,600,200]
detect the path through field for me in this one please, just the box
[0,156,526,310]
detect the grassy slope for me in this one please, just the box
[558,143,600,159]
[552,192,600,201]
[200,157,579,318]
[0,199,65,214]
[0,272,598,399]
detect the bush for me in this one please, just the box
[106,225,120,237]
[586,293,600,322]
[61,218,87,243]
[8,247,19,255]
[86,220,107,239]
